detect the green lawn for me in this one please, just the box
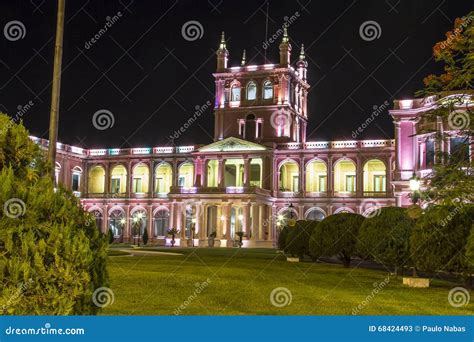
[104,248,473,315]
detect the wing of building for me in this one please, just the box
[37,30,472,248]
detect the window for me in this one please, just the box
[450,137,469,163]
[178,176,186,187]
[246,82,256,100]
[133,178,142,193]
[256,121,262,138]
[345,175,356,192]
[231,85,240,101]
[111,178,121,193]
[374,175,386,192]
[318,175,327,192]
[245,114,256,140]
[263,81,273,99]
[426,139,435,167]
[72,173,80,192]
[154,210,169,237]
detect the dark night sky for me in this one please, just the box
[0,0,472,149]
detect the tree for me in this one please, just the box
[107,228,115,244]
[357,207,414,274]
[410,205,473,282]
[309,213,365,267]
[466,225,474,277]
[285,220,318,258]
[142,227,149,246]
[416,12,474,206]
[0,113,108,314]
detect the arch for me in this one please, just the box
[304,207,326,221]
[362,206,380,218]
[110,164,127,194]
[88,165,105,194]
[363,159,386,194]
[263,80,273,100]
[108,207,125,238]
[178,162,194,188]
[305,159,327,192]
[333,207,355,214]
[153,208,170,237]
[333,158,356,194]
[155,162,173,194]
[88,208,103,232]
[278,160,299,192]
[71,166,83,193]
[131,207,147,236]
[246,81,257,100]
[230,82,241,102]
[132,163,150,194]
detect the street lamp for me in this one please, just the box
[288,203,296,227]
[132,212,144,247]
[191,217,196,247]
[409,173,421,204]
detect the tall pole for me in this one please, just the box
[47,0,66,179]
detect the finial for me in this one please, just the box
[219,31,226,50]
[299,44,305,60]
[282,27,289,43]
[241,49,246,66]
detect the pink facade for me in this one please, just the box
[38,30,471,247]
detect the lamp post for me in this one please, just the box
[132,212,144,247]
[287,203,296,227]
[120,218,126,243]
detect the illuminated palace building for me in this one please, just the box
[37,30,470,247]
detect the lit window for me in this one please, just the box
[72,173,80,192]
[246,82,256,100]
[263,81,273,99]
[231,85,241,101]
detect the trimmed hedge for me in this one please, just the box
[285,220,319,258]
[357,207,414,274]
[278,226,290,251]
[410,204,474,276]
[309,213,365,267]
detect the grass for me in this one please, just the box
[104,248,473,315]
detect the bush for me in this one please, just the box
[309,213,365,267]
[286,220,318,258]
[466,224,474,276]
[107,228,115,244]
[0,113,108,315]
[278,226,290,251]
[410,204,474,278]
[357,207,414,274]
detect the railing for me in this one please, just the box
[276,140,395,151]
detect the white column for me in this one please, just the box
[251,203,258,240]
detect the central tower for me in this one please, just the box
[213,29,309,144]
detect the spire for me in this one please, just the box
[282,27,289,43]
[216,31,229,71]
[241,49,246,66]
[218,31,227,50]
[299,44,305,60]
[279,27,291,66]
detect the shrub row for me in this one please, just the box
[279,206,474,278]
